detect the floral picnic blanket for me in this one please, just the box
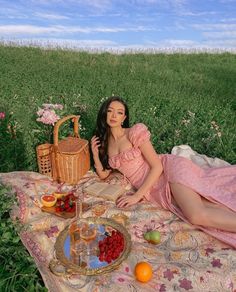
[0,145,236,292]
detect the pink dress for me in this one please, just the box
[109,123,236,248]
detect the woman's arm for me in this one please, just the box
[116,140,163,207]
[91,136,111,180]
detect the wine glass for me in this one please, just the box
[80,223,97,256]
[69,220,87,266]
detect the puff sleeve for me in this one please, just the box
[129,123,151,148]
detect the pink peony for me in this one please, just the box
[36,109,60,125]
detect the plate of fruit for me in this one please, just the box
[53,217,131,276]
[41,192,89,219]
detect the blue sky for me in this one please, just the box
[0,0,236,50]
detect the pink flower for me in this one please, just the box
[36,103,63,126]
[37,109,60,125]
[0,112,5,119]
[36,108,44,116]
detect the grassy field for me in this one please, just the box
[0,45,236,290]
[0,45,236,173]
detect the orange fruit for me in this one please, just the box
[134,261,153,283]
[41,194,57,207]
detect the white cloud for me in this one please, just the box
[0,25,62,35]
[34,12,69,20]
[180,11,218,17]
[221,18,236,22]
[148,38,199,47]
[0,24,155,36]
[203,31,236,39]
[219,0,236,2]
[141,38,236,50]
[81,0,112,10]
[204,39,236,47]
[192,23,236,31]
[30,0,112,11]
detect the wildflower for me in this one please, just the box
[181,118,190,126]
[72,102,87,113]
[175,129,181,137]
[210,121,220,131]
[150,106,157,115]
[0,112,5,119]
[100,97,109,103]
[210,121,222,138]
[187,110,195,118]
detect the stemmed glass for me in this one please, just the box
[68,186,85,266]
[80,222,97,257]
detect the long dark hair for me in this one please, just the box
[94,96,129,170]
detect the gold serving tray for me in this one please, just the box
[54,217,132,276]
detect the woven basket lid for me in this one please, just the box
[58,137,88,154]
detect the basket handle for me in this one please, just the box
[53,115,80,148]
[53,115,80,183]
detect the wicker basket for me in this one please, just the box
[51,115,90,184]
[36,143,53,177]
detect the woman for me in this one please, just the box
[91,96,236,247]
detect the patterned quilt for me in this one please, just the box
[0,146,236,292]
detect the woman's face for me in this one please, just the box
[106,101,126,128]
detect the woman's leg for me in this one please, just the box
[170,182,236,232]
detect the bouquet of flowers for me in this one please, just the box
[36,103,64,143]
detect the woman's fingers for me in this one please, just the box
[116,195,126,204]
[91,136,100,146]
[116,195,134,208]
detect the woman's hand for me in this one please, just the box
[116,192,143,208]
[91,136,101,158]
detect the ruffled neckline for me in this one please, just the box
[109,147,141,169]
[109,147,133,159]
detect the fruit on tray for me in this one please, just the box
[41,194,57,208]
[144,230,161,244]
[98,230,124,263]
[134,261,153,283]
[53,192,67,199]
[55,193,76,213]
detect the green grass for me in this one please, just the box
[0,184,47,291]
[0,46,236,171]
[0,44,235,291]
[0,45,236,172]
